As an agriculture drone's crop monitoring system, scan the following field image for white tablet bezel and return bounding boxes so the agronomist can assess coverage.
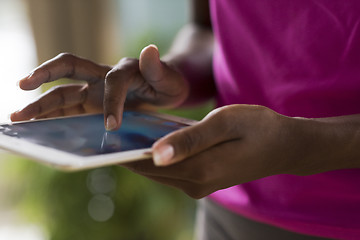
[0,111,198,171]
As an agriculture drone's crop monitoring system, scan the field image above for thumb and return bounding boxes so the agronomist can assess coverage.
[151,112,231,166]
[139,44,186,101]
[139,44,165,86]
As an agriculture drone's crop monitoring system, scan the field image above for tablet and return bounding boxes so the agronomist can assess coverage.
[0,111,197,171]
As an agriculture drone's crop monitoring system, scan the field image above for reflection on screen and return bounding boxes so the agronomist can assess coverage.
[0,111,188,156]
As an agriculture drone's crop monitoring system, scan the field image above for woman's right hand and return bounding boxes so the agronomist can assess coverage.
[11,45,189,130]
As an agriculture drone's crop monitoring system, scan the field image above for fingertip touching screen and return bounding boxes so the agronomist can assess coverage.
[0,111,188,157]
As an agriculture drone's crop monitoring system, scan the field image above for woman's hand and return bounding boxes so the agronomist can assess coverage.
[11,53,111,120]
[121,104,299,198]
[11,45,189,130]
[127,104,360,199]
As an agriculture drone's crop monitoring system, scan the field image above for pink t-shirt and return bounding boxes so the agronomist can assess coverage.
[209,0,360,239]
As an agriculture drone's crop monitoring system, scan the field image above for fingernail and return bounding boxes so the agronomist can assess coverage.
[106,115,117,131]
[17,74,31,87]
[9,111,19,121]
[141,44,158,56]
[153,144,174,166]
[148,44,158,50]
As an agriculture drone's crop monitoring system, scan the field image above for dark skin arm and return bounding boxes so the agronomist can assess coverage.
[11,0,360,199]
[125,104,360,199]
[163,0,215,105]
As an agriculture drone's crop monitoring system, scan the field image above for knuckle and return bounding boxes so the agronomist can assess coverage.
[206,107,231,125]
[247,104,268,115]
[206,107,233,137]
[105,58,139,85]
[260,105,274,117]
[79,86,88,103]
[218,105,235,120]
[56,52,76,77]
[56,52,75,61]
[104,70,119,84]
[55,88,66,107]
[118,58,139,74]
[29,101,42,115]
[49,86,65,102]
[177,130,198,156]
[119,57,139,68]
[104,71,126,89]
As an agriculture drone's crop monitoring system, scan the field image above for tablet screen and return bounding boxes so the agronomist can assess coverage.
[0,112,188,156]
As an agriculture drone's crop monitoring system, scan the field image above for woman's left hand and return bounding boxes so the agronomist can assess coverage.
[122,104,303,199]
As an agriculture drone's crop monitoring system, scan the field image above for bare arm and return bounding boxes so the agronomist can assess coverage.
[282,114,360,175]
[123,105,360,198]
[163,0,216,106]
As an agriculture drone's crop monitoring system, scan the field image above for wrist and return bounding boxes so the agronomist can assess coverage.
[283,115,360,176]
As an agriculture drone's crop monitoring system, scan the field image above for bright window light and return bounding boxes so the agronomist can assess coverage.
[0,1,45,240]
[0,0,39,122]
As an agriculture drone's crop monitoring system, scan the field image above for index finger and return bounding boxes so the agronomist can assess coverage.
[152,110,233,166]
[19,53,111,90]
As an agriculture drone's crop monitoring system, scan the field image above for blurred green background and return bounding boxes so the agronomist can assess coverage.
[0,0,214,239]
